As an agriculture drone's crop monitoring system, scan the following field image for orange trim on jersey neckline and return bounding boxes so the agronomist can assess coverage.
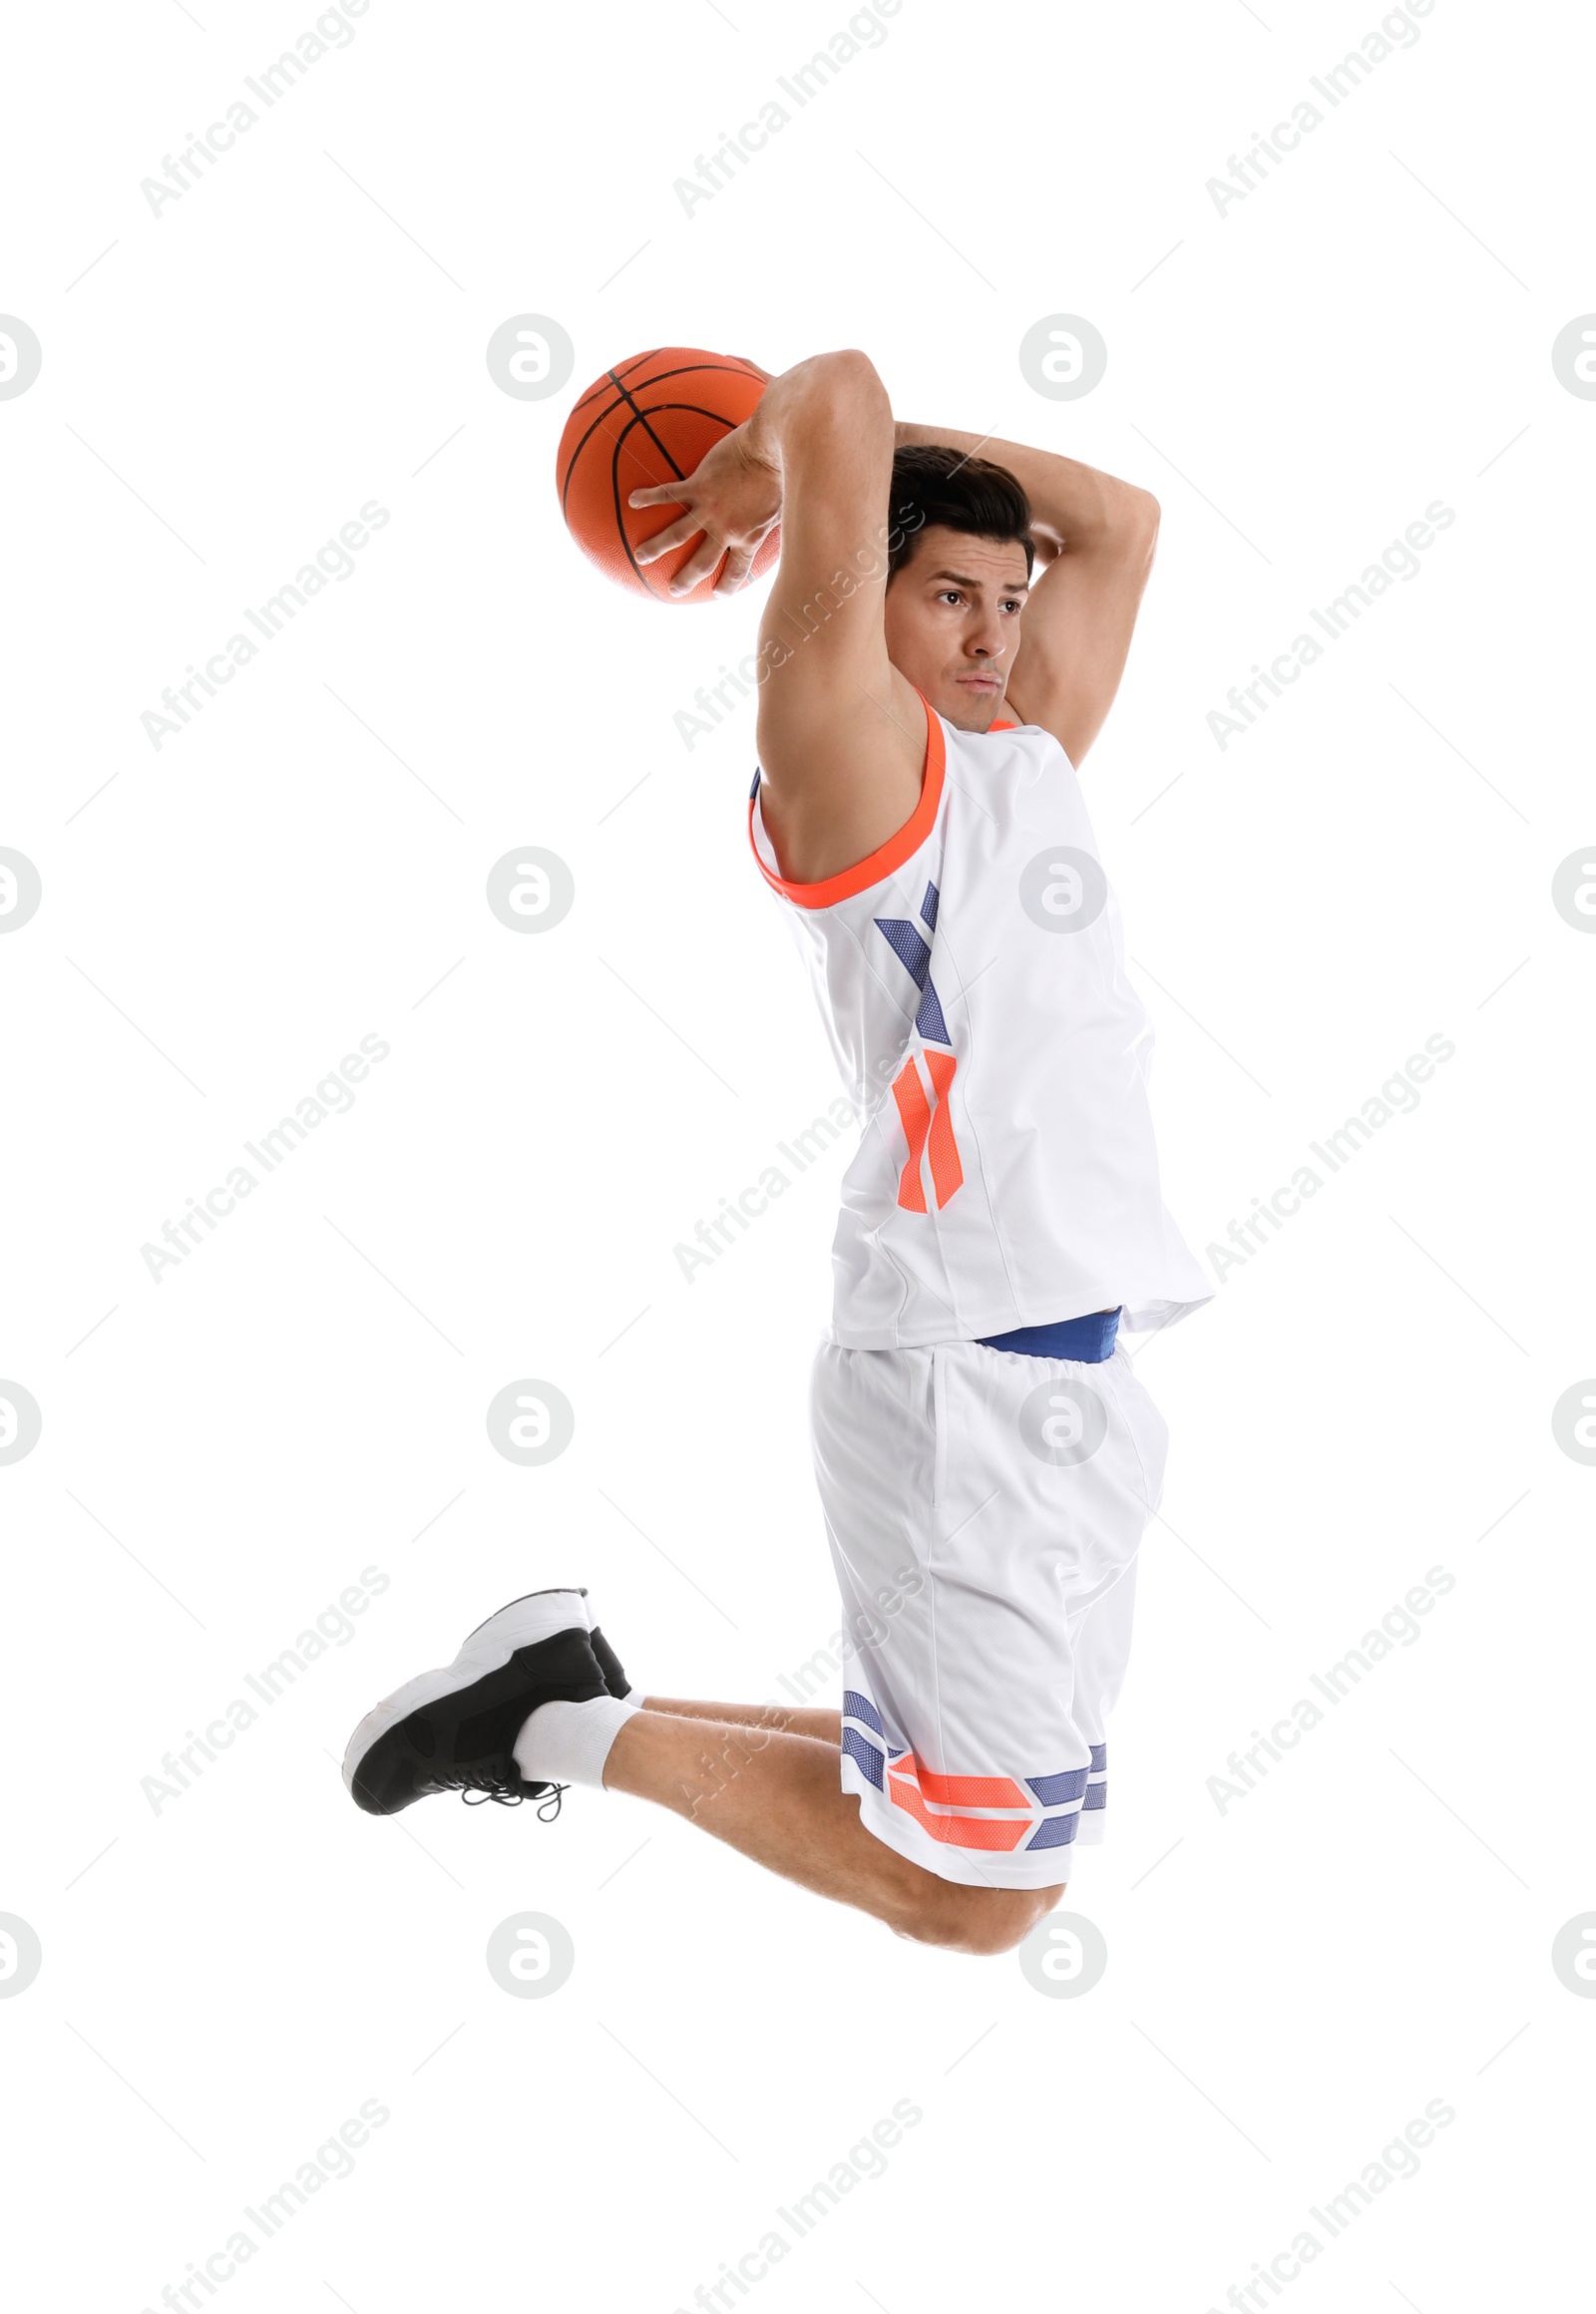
[747,689,946,911]
[989,718,1017,731]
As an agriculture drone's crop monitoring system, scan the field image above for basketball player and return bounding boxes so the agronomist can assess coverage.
[343,350,1212,1957]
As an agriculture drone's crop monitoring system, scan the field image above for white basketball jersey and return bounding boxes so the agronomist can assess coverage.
[748,693,1214,1350]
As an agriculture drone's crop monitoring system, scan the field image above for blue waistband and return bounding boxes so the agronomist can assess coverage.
[975,1309,1121,1362]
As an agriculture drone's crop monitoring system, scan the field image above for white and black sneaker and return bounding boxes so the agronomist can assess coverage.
[343,1588,615,1817]
[588,1618,632,1703]
[510,1583,635,1703]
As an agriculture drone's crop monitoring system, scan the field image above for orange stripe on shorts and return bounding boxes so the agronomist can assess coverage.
[887,1757,1032,1850]
[911,1763,1030,1810]
[888,1772,1030,1851]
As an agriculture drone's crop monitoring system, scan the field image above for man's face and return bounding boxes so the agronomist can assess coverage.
[882,524,1030,732]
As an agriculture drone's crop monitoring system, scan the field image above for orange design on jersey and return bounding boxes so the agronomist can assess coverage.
[923,1049,963,1206]
[889,1060,933,1213]
[888,1050,963,1213]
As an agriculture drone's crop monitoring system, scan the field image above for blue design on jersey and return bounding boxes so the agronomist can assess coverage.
[873,915,931,990]
[915,981,950,1046]
[874,906,952,1051]
[842,1728,885,1790]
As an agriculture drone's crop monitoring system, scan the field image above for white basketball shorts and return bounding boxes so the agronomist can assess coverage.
[809,1334,1170,1889]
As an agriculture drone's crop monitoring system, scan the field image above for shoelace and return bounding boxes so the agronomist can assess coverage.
[454,1773,568,1821]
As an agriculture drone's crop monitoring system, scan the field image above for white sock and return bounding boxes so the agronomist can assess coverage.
[514,1695,640,1790]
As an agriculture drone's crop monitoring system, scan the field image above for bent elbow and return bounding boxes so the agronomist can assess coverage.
[1129,486,1161,545]
[827,345,883,383]
[812,346,890,417]
[1113,487,1159,572]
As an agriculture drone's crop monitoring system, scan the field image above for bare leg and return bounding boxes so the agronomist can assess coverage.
[632,1695,841,1745]
[601,1708,1061,1955]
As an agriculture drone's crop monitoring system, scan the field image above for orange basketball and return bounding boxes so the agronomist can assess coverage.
[556,347,781,603]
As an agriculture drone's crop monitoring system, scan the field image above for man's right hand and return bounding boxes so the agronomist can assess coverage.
[629,426,782,598]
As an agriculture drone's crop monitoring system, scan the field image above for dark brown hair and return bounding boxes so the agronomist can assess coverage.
[886,444,1033,581]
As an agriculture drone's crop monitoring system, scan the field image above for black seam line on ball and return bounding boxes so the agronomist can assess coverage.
[610,410,670,596]
[559,354,665,495]
[607,367,686,482]
[604,357,758,426]
[607,401,755,597]
[560,360,756,518]
[570,347,661,418]
[562,366,686,521]
[561,385,635,517]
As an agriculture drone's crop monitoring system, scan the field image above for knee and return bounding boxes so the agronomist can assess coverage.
[895,1880,1064,1958]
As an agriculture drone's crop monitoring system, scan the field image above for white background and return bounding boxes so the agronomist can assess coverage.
[3,0,1593,2307]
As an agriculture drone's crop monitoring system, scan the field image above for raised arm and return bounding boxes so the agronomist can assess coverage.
[892,421,1159,767]
[630,351,926,885]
